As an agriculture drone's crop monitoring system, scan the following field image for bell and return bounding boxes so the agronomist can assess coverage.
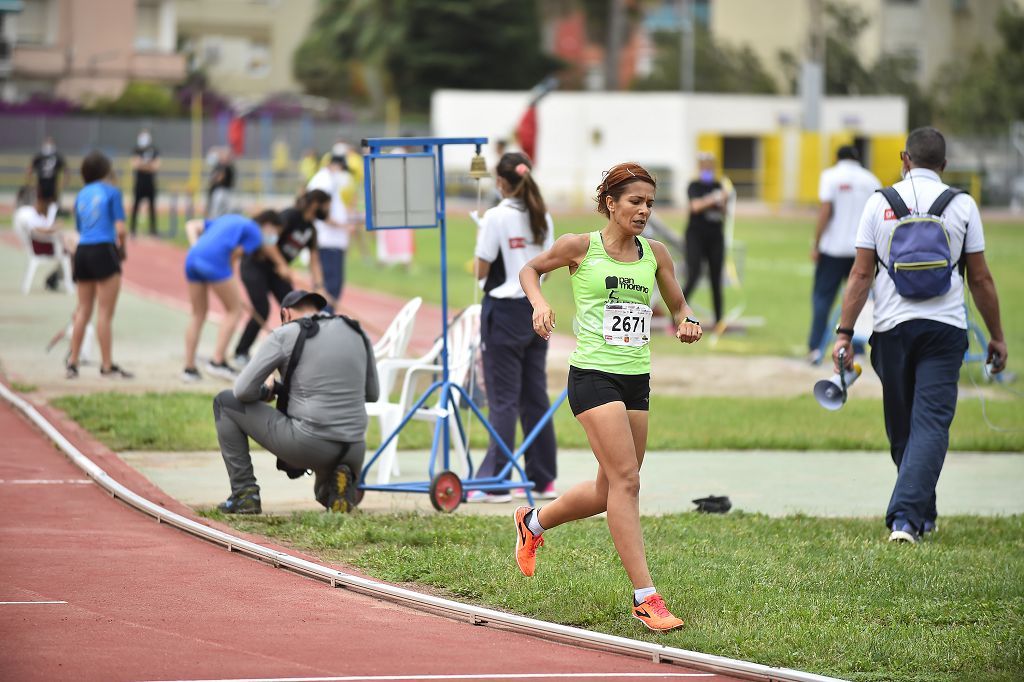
[468,153,488,179]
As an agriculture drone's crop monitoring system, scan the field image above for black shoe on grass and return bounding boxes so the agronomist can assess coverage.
[217,486,261,514]
[323,464,359,513]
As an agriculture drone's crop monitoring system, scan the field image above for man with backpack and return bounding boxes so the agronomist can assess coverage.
[213,290,378,514]
[832,127,1007,544]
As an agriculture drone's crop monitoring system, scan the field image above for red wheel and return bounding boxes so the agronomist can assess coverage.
[429,471,463,513]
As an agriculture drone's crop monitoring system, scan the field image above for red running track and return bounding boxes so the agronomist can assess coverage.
[0,400,739,682]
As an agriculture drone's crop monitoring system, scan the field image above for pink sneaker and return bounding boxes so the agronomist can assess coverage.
[513,482,558,500]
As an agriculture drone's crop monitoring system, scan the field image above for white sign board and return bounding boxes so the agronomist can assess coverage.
[369,154,438,229]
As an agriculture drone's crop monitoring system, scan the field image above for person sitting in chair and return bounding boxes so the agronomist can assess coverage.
[213,290,378,514]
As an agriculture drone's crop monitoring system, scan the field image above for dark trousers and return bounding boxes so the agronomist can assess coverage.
[682,224,724,323]
[131,182,157,236]
[477,296,557,491]
[319,247,345,313]
[213,390,365,497]
[235,259,294,357]
[870,320,968,532]
[808,254,855,351]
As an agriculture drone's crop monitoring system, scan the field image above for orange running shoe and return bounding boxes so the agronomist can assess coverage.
[632,593,685,631]
[513,506,544,577]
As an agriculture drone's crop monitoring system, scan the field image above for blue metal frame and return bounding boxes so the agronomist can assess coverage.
[358,136,568,508]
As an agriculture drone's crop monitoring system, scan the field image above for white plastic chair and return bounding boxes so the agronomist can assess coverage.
[13,205,74,295]
[372,296,423,397]
[367,305,481,484]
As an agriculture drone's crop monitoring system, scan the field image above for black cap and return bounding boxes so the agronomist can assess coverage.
[280,289,328,311]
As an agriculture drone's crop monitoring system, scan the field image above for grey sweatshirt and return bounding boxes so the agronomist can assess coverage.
[234,315,379,442]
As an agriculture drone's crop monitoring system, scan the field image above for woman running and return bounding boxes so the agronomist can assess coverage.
[469,151,558,502]
[183,210,286,381]
[67,151,132,379]
[517,162,702,631]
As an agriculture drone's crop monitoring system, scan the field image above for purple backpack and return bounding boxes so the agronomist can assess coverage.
[876,187,965,300]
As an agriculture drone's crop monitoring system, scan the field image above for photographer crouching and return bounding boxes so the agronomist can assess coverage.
[213,289,378,514]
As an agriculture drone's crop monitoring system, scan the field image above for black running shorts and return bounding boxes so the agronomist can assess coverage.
[73,243,121,282]
[567,366,651,416]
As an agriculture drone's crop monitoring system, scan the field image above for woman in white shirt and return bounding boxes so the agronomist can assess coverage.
[470,152,558,502]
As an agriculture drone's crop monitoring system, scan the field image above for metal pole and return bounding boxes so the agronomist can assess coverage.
[436,143,451,470]
[679,0,695,92]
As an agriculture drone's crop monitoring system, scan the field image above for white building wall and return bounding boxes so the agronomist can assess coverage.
[432,90,905,207]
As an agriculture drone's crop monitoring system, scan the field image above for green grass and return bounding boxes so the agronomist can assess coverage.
[203,509,1024,682]
[9,381,38,393]
[51,390,1024,452]
[347,214,1024,359]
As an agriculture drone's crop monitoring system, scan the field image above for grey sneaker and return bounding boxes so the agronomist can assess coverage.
[233,353,251,367]
[181,367,202,383]
[205,360,238,381]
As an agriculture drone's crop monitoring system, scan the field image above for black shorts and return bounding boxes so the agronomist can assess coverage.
[567,366,651,416]
[73,243,121,282]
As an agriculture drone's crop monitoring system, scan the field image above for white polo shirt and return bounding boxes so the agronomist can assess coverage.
[855,168,985,333]
[307,167,350,250]
[474,198,554,299]
[818,159,881,257]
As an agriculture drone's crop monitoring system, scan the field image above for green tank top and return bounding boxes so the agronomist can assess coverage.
[568,231,658,375]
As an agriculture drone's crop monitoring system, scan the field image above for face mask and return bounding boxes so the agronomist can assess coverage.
[699,170,714,183]
[262,230,278,246]
[138,134,151,147]
[315,206,329,221]
[41,143,55,155]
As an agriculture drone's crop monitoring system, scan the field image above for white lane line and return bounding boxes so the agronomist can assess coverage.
[0,601,68,605]
[0,479,93,484]
[145,674,717,682]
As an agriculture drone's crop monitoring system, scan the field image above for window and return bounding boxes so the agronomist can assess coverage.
[246,40,269,78]
[135,0,160,51]
[15,0,51,45]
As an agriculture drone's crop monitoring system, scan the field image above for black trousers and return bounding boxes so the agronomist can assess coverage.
[131,180,157,236]
[870,319,967,532]
[477,296,557,491]
[682,224,725,323]
[235,259,294,358]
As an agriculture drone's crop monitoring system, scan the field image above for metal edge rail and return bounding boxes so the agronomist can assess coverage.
[0,383,847,682]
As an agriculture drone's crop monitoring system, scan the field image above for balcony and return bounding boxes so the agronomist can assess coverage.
[130,51,186,81]
[11,44,64,77]
[12,45,185,83]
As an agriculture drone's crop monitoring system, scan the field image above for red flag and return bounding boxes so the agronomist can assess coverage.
[515,105,537,163]
[228,117,246,156]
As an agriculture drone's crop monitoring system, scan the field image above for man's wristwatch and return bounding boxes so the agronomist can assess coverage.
[684,316,701,326]
[835,326,855,338]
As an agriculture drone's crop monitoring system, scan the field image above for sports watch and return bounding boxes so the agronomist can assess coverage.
[835,325,855,338]
[684,316,701,326]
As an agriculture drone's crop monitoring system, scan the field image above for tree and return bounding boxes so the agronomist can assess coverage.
[632,27,777,94]
[295,0,561,113]
[778,2,932,128]
[88,82,181,117]
[936,6,1023,134]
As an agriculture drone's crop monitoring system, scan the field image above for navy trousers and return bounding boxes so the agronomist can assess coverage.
[477,295,557,492]
[869,319,967,532]
[808,254,855,351]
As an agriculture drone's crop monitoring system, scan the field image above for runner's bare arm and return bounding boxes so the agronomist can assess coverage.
[651,240,701,344]
[520,233,589,339]
[185,219,204,246]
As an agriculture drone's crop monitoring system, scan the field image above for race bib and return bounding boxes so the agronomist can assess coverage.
[602,302,652,347]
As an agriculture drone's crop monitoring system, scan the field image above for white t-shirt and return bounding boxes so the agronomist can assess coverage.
[474,198,555,299]
[307,167,350,250]
[818,159,881,257]
[14,204,57,240]
[855,168,986,333]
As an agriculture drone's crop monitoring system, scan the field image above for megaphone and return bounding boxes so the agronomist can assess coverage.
[814,350,862,411]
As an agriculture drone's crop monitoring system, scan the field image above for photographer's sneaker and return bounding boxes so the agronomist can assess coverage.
[205,360,238,381]
[632,593,685,632]
[888,520,920,544]
[182,367,202,383]
[217,486,261,515]
[323,463,359,513]
[233,353,251,367]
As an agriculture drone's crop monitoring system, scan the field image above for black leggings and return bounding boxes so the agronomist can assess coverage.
[682,225,725,324]
[235,260,294,357]
[131,185,157,236]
